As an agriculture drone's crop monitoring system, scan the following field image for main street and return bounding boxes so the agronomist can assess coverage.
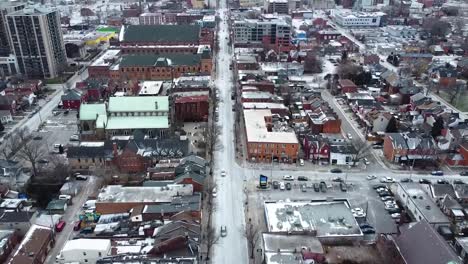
[212,2,249,264]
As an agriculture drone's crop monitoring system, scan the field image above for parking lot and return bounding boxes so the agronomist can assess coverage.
[244,175,398,239]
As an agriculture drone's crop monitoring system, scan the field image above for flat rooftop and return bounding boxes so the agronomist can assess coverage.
[97,185,193,203]
[243,109,298,144]
[264,200,362,237]
[90,49,120,67]
[398,183,450,224]
[139,81,163,96]
[263,233,323,253]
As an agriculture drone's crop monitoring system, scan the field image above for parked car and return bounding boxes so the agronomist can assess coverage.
[55,220,66,232]
[419,178,431,184]
[391,213,401,219]
[279,182,285,190]
[362,158,370,165]
[347,133,353,140]
[212,187,217,197]
[361,227,376,234]
[299,159,304,166]
[330,168,342,173]
[454,180,465,184]
[220,226,227,237]
[59,194,71,201]
[301,184,307,192]
[38,159,49,164]
[373,184,387,189]
[381,196,394,201]
[70,134,79,141]
[63,110,69,115]
[437,179,449,184]
[273,181,279,189]
[351,207,365,217]
[431,170,444,176]
[73,220,82,231]
[221,169,226,177]
[320,181,327,192]
[372,145,383,149]
[33,136,42,140]
[75,175,88,181]
[80,227,94,234]
[379,191,392,197]
[460,171,468,176]
[340,182,347,192]
[298,176,308,181]
[283,175,294,181]
[313,183,320,192]
[366,175,377,180]
[400,178,413,183]
[285,182,292,190]
[332,177,343,182]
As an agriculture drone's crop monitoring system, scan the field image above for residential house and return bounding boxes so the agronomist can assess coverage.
[61,89,84,110]
[76,79,110,102]
[364,110,393,133]
[446,141,468,167]
[434,66,458,89]
[302,135,331,162]
[6,225,53,264]
[439,194,468,236]
[66,142,113,172]
[140,194,201,221]
[0,230,19,263]
[0,211,32,236]
[148,219,200,257]
[307,111,341,134]
[383,132,438,164]
[337,79,358,93]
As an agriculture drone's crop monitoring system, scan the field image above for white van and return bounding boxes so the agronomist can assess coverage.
[299,159,304,166]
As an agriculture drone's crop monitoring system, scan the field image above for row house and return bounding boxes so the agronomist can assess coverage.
[6,225,53,264]
[302,135,331,162]
[383,132,438,164]
[307,110,341,134]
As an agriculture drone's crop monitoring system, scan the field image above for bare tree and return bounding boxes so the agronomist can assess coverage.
[204,124,222,162]
[47,155,71,182]
[7,128,45,177]
[303,52,322,74]
[205,226,220,260]
[244,219,260,259]
[351,139,372,167]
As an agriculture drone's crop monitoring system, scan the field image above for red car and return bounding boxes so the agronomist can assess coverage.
[55,220,66,232]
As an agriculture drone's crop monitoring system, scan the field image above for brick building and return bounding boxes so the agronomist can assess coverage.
[174,95,209,122]
[95,184,193,214]
[7,225,53,264]
[118,25,201,46]
[244,109,299,163]
[337,79,358,93]
[61,89,84,110]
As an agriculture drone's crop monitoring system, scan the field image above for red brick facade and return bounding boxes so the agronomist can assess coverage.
[174,95,209,122]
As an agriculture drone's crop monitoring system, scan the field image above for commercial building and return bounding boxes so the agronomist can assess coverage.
[0,54,19,77]
[243,109,299,163]
[393,182,451,228]
[58,239,111,264]
[95,184,193,214]
[6,5,66,78]
[332,10,385,27]
[264,200,363,242]
[79,96,170,139]
[233,17,292,52]
[264,0,289,14]
[118,25,201,46]
[174,94,209,122]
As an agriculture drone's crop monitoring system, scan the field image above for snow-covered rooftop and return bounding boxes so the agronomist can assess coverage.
[61,239,111,252]
[97,185,193,203]
[90,49,120,67]
[264,200,362,237]
[243,109,298,144]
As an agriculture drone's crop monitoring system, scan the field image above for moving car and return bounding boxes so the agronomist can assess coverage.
[431,170,444,176]
[299,159,304,166]
[220,226,227,237]
[330,168,342,173]
[212,187,217,197]
[380,177,396,183]
[297,176,308,181]
[283,175,294,181]
[220,169,226,177]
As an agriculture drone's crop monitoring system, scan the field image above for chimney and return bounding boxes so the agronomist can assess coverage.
[112,142,118,156]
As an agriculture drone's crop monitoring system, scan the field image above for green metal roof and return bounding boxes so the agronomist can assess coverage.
[122,25,200,43]
[119,54,202,67]
[79,104,107,121]
[97,27,119,33]
[108,96,169,112]
[106,116,169,130]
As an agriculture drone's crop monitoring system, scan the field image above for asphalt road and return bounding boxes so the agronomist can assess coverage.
[212,5,249,264]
